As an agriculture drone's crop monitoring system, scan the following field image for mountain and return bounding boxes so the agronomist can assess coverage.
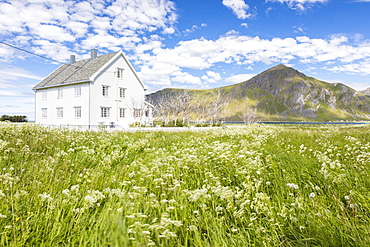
[360,87,370,96]
[147,64,370,121]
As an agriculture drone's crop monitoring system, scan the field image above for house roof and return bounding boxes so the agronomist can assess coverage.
[33,51,120,90]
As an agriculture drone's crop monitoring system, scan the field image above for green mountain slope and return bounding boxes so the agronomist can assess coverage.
[147,64,370,121]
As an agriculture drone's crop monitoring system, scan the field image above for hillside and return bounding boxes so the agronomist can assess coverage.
[360,87,370,96]
[147,64,370,122]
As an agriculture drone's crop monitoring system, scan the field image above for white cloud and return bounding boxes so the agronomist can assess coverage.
[183,24,207,35]
[0,0,178,61]
[201,71,222,83]
[328,60,370,75]
[224,74,256,84]
[222,0,253,19]
[138,62,180,86]
[0,90,20,96]
[0,67,43,81]
[32,24,76,42]
[171,71,202,85]
[267,0,329,11]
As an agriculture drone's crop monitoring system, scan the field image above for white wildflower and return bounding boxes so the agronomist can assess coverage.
[159,229,177,238]
[309,193,316,198]
[62,189,70,196]
[83,190,105,208]
[188,188,208,201]
[188,225,198,231]
[287,183,299,189]
[38,192,53,202]
[70,185,80,192]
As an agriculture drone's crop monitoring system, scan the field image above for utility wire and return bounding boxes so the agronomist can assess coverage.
[0,41,118,74]
[0,41,65,64]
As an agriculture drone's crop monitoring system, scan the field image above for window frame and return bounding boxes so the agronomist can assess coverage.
[42,91,47,101]
[41,108,47,118]
[117,68,124,79]
[74,85,81,97]
[102,85,109,97]
[133,108,142,118]
[57,88,63,99]
[56,107,63,118]
[101,107,111,118]
[74,106,81,118]
[119,108,125,118]
[119,87,126,99]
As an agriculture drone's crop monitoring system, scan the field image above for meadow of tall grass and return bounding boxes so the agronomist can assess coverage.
[0,123,369,246]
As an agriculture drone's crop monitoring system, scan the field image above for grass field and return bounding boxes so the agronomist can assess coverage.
[0,123,369,246]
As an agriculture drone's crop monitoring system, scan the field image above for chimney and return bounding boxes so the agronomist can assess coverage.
[91,49,97,60]
[70,55,76,64]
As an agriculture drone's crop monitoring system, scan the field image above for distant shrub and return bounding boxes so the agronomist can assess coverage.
[0,115,28,122]
[162,119,188,127]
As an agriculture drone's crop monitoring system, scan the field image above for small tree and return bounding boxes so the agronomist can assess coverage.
[126,97,149,127]
[148,90,191,127]
[208,89,230,125]
[239,108,258,124]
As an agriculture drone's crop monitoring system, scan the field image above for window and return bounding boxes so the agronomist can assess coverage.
[145,109,150,117]
[117,68,124,79]
[119,108,125,118]
[74,107,81,118]
[133,108,142,118]
[75,86,81,96]
[57,88,63,99]
[101,107,110,118]
[41,108,47,118]
[102,85,109,97]
[42,91,47,101]
[119,88,126,98]
[57,107,63,118]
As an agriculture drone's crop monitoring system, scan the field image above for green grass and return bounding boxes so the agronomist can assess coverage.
[0,123,369,246]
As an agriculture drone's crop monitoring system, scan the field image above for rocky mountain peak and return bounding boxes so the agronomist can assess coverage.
[360,87,370,96]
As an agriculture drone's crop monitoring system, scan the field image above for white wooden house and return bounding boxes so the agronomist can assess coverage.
[33,49,153,129]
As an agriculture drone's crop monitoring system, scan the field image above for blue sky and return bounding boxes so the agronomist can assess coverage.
[1,0,370,120]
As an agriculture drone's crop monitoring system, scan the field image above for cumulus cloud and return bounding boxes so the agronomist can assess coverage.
[328,60,370,75]
[171,71,202,85]
[222,0,253,19]
[0,0,178,61]
[138,62,180,86]
[201,71,222,83]
[183,23,207,35]
[224,74,256,84]
[267,0,329,11]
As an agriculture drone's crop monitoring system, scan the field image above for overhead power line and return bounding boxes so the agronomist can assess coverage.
[0,41,117,75]
[0,41,65,64]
